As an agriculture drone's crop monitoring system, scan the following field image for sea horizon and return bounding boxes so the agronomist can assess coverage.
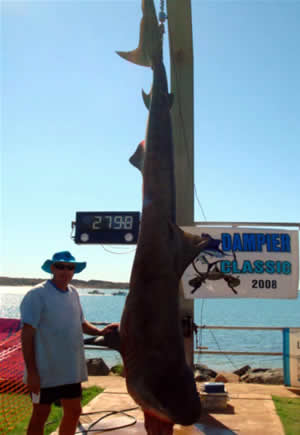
[1,285,300,371]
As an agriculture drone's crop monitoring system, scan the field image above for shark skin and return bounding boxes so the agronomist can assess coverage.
[117,1,212,433]
[120,58,210,433]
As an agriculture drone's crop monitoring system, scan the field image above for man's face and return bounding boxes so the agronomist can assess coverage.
[50,262,75,285]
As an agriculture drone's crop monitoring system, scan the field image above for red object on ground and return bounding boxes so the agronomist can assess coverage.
[0,318,31,433]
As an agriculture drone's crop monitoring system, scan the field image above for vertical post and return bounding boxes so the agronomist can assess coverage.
[167,0,194,366]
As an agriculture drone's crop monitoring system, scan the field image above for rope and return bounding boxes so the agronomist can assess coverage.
[100,245,136,255]
[76,407,139,433]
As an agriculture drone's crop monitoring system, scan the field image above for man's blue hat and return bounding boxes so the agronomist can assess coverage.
[41,251,87,274]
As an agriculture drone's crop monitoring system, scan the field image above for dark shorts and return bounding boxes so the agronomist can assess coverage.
[31,383,82,405]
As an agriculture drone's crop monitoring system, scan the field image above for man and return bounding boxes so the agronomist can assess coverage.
[20,250,119,435]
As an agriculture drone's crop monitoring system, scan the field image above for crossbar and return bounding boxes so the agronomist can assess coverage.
[194,221,300,228]
[195,350,282,356]
[195,325,287,331]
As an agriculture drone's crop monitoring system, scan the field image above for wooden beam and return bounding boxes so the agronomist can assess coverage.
[167,0,194,226]
[167,0,194,366]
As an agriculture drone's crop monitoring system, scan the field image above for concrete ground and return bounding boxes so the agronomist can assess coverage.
[52,376,300,434]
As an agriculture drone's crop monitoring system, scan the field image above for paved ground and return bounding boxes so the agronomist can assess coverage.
[52,376,300,434]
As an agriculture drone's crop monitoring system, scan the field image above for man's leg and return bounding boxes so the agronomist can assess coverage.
[59,397,82,435]
[27,403,51,435]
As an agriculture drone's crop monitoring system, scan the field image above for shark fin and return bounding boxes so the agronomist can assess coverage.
[84,329,121,352]
[116,49,151,67]
[169,223,213,279]
[142,90,174,110]
[129,141,146,173]
[142,89,151,109]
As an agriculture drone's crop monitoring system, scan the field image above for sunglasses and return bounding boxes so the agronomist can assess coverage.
[53,263,75,271]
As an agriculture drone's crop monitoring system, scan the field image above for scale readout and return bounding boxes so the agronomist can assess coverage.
[74,211,140,244]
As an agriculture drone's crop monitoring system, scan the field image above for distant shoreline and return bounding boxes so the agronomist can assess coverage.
[0,276,129,290]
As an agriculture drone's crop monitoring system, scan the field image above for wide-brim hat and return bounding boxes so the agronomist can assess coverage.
[41,251,86,274]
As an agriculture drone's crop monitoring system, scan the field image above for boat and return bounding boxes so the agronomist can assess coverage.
[88,290,105,295]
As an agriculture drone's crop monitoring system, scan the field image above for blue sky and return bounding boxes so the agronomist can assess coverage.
[2,0,300,283]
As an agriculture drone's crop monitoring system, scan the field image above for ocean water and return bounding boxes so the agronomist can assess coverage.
[1,285,299,371]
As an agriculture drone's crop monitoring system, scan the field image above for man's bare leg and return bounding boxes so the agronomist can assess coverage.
[27,403,51,435]
[59,397,82,435]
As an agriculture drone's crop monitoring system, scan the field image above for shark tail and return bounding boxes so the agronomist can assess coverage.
[116,49,152,68]
[116,0,162,68]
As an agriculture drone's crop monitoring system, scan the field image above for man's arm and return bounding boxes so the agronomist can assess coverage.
[21,323,40,393]
[82,321,119,336]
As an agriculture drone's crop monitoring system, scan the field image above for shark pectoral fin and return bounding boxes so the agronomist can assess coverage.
[169,223,212,278]
[142,89,152,109]
[84,336,104,346]
[181,231,213,274]
[84,330,121,352]
[129,141,146,173]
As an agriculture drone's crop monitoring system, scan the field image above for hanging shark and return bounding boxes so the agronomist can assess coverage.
[115,1,214,434]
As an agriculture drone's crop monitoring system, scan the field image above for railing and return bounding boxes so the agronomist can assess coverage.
[85,322,296,359]
[194,325,288,357]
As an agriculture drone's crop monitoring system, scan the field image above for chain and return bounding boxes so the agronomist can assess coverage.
[158,0,167,36]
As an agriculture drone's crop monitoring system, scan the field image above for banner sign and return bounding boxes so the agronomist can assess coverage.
[283,328,300,387]
[182,227,299,299]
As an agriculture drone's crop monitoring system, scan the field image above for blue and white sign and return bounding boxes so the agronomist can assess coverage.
[182,227,299,299]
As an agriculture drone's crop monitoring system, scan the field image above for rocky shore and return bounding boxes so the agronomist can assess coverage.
[86,358,284,385]
[193,363,284,384]
[0,276,129,289]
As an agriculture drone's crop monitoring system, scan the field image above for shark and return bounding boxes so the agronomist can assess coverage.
[115,1,214,433]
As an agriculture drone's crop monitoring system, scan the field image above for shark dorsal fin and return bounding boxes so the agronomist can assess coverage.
[129,141,146,173]
[142,89,174,110]
[142,90,151,109]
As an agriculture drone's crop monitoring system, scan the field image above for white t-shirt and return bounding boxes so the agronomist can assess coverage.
[20,280,88,388]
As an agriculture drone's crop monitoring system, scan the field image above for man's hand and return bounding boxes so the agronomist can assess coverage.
[82,320,120,336]
[98,323,121,351]
[83,322,121,351]
[101,322,120,336]
[27,371,40,394]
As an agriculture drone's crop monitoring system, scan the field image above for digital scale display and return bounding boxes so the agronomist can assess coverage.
[74,211,140,244]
